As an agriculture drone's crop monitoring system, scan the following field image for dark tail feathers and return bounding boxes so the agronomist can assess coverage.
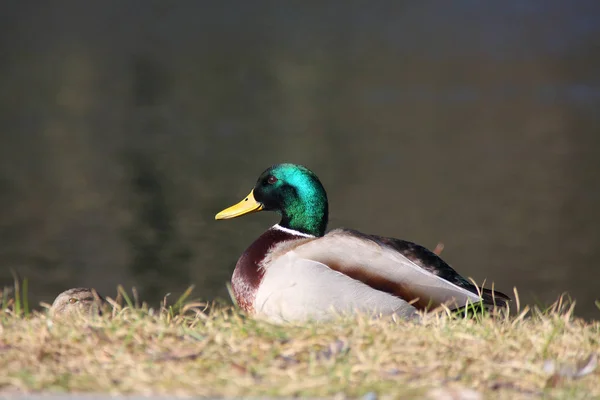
[479,287,511,308]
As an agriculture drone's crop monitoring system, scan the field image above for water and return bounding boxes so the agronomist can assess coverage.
[1,1,599,317]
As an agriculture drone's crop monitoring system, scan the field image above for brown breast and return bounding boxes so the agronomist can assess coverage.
[231,227,311,313]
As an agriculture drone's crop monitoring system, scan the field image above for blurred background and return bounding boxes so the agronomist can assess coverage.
[1,1,599,317]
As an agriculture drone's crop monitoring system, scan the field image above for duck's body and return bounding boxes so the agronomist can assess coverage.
[217,163,509,323]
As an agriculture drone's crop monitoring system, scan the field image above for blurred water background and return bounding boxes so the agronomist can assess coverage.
[1,1,599,317]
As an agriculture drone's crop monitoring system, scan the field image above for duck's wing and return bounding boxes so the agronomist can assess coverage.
[254,253,419,323]
[290,228,510,310]
[348,229,511,308]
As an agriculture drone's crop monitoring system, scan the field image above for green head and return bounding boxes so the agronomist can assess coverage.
[215,163,329,237]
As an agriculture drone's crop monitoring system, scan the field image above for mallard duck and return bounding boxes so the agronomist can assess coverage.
[215,163,510,323]
[50,288,108,318]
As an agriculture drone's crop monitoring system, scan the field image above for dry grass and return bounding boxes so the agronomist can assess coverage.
[0,287,599,400]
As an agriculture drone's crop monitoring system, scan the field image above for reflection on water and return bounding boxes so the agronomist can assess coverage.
[365,85,600,105]
[1,1,599,317]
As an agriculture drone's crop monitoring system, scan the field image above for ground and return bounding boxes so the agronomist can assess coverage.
[0,288,599,399]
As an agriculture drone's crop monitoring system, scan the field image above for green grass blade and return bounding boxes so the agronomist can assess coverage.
[172,285,195,315]
[11,270,21,316]
[22,278,29,317]
[117,285,135,309]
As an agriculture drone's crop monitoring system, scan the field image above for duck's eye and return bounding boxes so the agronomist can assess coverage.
[267,175,278,185]
[68,298,78,304]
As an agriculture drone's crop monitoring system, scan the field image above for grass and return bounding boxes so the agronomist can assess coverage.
[0,285,599,399]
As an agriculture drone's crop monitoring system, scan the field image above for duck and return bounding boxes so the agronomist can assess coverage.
[50,287,109,318]
[215,163,510,323]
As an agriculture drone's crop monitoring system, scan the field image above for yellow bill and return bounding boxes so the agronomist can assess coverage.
[215,189,264,220]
